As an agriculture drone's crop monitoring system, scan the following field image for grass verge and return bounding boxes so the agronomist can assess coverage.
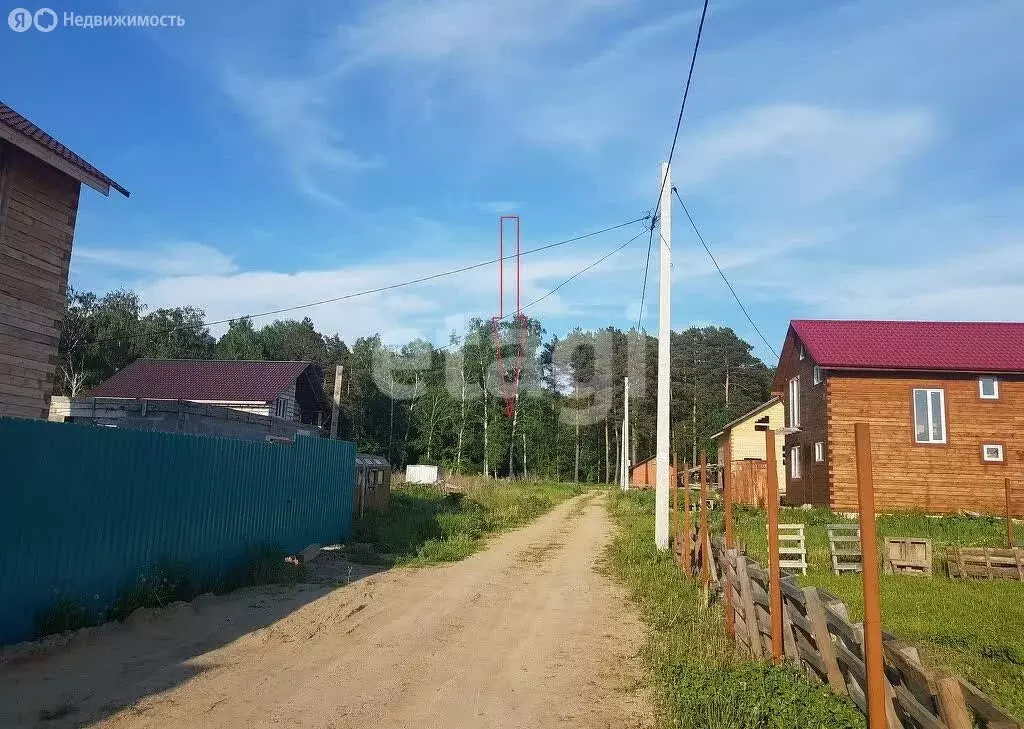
[606,490,864,729]
[345,478,582,566]
[730,505,1024,718]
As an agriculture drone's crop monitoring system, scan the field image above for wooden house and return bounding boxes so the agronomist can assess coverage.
[774,320,1024,514]
[710,398,785,507]
[89,359,330,427]
[0,101,129,419]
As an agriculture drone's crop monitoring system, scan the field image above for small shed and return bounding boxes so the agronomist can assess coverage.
[629,457,679,489]
[354,454,391,516]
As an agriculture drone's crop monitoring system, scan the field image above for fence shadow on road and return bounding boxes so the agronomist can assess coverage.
[0,557,386,728]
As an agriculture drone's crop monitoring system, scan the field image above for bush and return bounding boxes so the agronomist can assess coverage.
[108,563,195,621]
[36,598,92,637]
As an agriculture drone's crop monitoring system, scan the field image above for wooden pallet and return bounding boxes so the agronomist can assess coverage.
[948,547,1024,580]
[884,537,933,577]
[777,523,808,575]
[828,524,862,575]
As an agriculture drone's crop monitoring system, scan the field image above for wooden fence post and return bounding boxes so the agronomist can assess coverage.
[1007,477,1016,548]
[803,587,848,696]
[673,452,680,557]
[936,677,974,729]
[855,423,887,729]
[765,429,783,664]
[682,462,692,573]
[736,556,763,658]
[700,450,710,587]
[723,439,735,638]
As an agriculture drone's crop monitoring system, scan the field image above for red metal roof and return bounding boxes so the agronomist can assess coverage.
[0,101,129,197]
[791,320,1024,373]
[90,359,318,402]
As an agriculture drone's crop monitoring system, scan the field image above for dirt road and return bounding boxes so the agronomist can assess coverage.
[0,492,652,729]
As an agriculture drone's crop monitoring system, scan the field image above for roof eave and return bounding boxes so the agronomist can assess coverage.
[822,365,1024,376]
[0,124,130,198]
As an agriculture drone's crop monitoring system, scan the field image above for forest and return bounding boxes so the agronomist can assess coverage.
[57,287,776,482]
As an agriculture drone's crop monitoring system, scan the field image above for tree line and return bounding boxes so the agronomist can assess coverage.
[58,287,776,481]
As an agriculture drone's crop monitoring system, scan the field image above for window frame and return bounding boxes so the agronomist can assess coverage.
[978,377,999,400]
[788,376,801,428]
[814,441,825,463]
[982,444,1005,463]
[798,344,805,360]
[790,446,801,479]
[912,388,947,445]
[813,365,823,385]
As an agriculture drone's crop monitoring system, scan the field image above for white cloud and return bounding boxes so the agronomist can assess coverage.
[75,240,641,344]
[73,242,237,277]
[674,104,937,202]
[220,71,377,205]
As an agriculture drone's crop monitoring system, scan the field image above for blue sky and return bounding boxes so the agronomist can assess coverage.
[3,0,1023,363]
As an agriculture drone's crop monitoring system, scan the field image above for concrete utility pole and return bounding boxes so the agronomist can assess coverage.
[330,365,344,439]
[655,162,672,550]
[621,377,630,490]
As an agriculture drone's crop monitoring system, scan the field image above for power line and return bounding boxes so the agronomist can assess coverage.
[672,186,779,360]
[636,0,710,328]
[635,225,656,329]
[88,216,649,346]
[441,225,649,352]
[651,0,709,224]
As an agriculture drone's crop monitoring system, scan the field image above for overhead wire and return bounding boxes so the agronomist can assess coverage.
[87,215,650,346]
[636,0,710,329]
[439,224,650,352]
[672,186,779,360]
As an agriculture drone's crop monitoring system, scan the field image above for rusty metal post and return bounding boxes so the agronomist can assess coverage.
[722,439,735,638]
[855,423,886,729]
[672,452,680,556]
[765,429,783,664]
[682,462,692,572]
[699,450,710,586]
[1007,477,1015,548]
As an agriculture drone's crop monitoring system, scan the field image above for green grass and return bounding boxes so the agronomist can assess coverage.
[606,490,864,729]
[345,478,582,566]
[729,505,1024,718]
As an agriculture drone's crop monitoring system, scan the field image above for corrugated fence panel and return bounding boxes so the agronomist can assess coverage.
[0,418,355,644]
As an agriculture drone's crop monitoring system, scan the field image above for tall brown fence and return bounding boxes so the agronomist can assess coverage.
[730,460,767,507]
[717,547,1022,729]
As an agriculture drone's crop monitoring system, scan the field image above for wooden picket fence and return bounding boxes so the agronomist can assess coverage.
[717,547,1023,729]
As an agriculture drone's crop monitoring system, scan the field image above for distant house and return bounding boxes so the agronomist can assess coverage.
[630,457,679,489]
[0,101,129,420]
[773,320,1024,514]
[711,398,785,507]
[89,359,330,426]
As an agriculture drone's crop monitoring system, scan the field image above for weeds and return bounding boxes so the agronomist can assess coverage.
[33,544,310,638]
[606,490,864,729]
[346,478,581,566]
[35,598,91,637]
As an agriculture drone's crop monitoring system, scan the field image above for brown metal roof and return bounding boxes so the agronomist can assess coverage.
[90,359,320,402]
[0,100,129,197]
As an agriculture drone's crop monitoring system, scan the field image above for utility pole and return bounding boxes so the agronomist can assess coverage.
[655,161,672,550]
[330,365,344,439]
[621,377,630,490]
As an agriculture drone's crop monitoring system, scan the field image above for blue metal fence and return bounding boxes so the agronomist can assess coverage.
[0,418,354,644]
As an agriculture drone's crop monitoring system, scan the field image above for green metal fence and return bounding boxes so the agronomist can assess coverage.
[0,418,355,644]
